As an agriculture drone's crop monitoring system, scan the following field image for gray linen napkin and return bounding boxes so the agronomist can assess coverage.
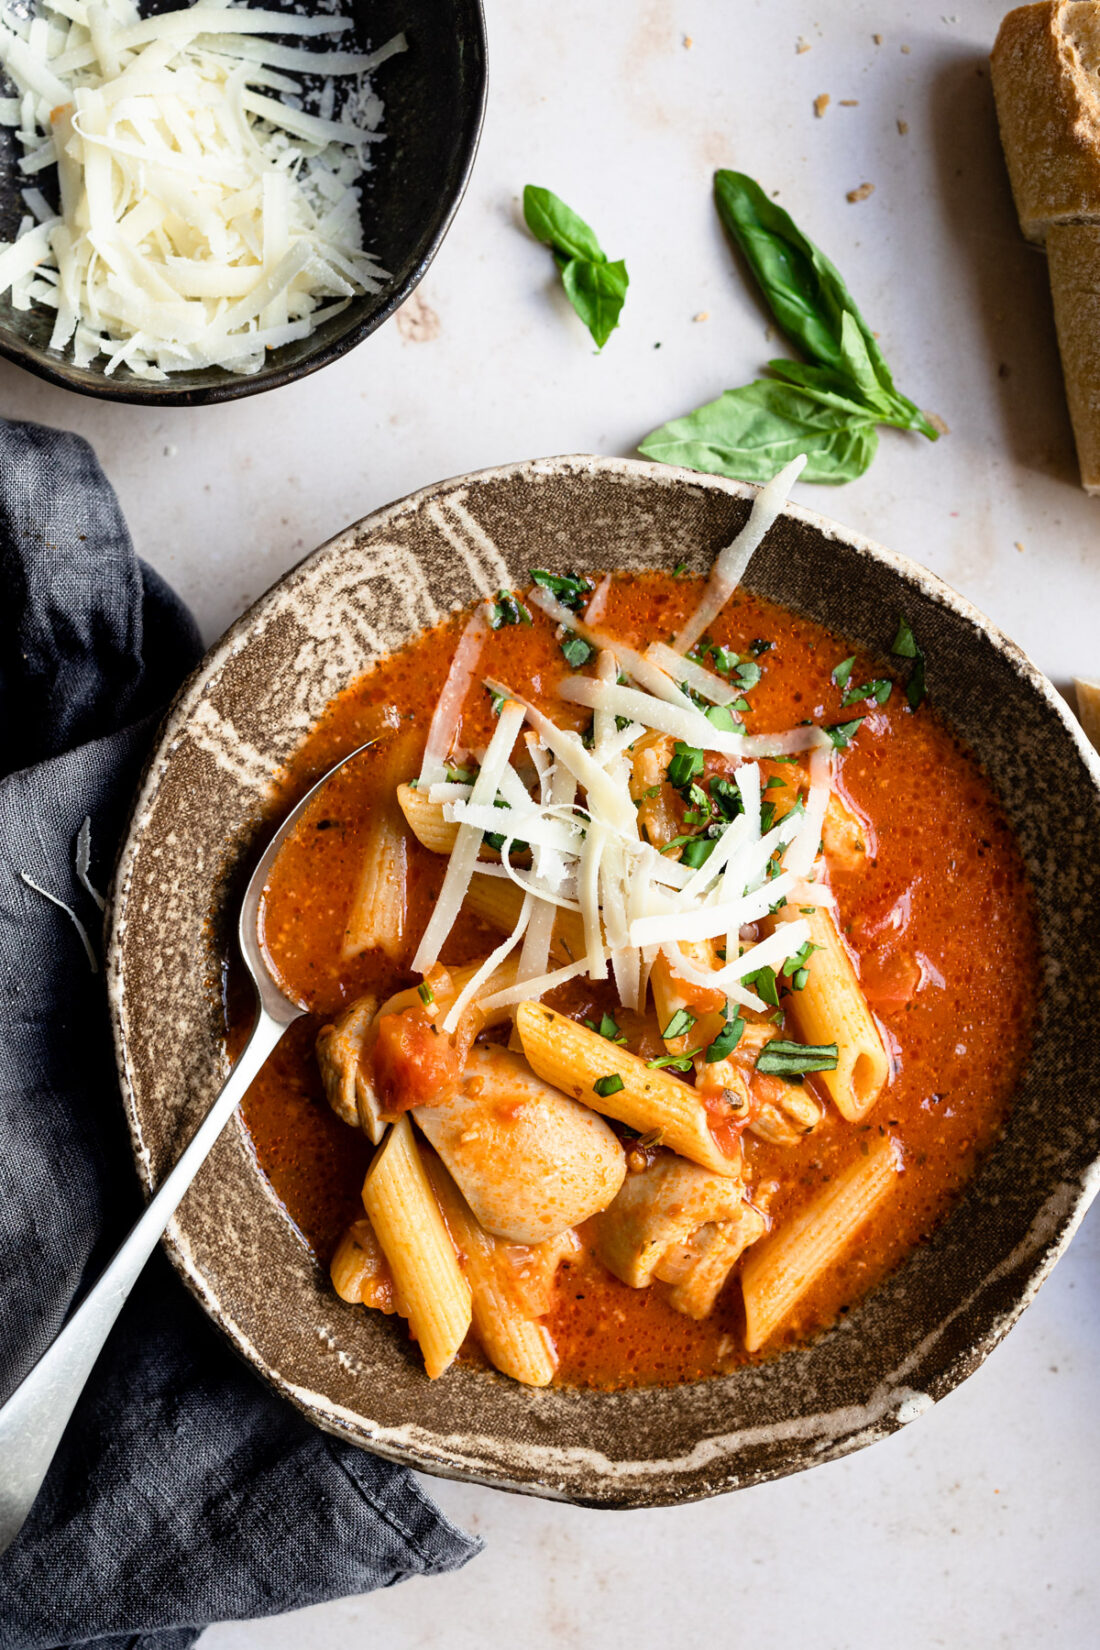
[0,418,480,1650]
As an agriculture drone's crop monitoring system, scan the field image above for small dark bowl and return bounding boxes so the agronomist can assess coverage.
[0,0,486,405]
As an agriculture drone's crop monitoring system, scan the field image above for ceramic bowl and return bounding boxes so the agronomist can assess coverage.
[107,456,1100,1508]
[0,0,486,405]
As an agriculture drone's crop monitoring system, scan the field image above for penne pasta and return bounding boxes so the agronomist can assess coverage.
[463,871,586,964]
[341,803,408,963]
[516,1001,742,1177]
[396,780,458,855]
[741,1133,902,1352]
[423,1151,559,1387]
[778,906,891,1122]
[361,1115,472,1379]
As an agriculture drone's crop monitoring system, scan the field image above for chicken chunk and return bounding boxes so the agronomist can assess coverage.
[595,1153,764,1318]
[315,993,388,1141]
[413,1045,626,1244]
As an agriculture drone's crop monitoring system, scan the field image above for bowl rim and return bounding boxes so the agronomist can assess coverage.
[0,0,488,406]
[106,452,1100,1506]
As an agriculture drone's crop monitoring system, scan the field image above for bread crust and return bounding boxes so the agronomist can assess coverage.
[991,2,1100,242]
[1047,223,1100,491]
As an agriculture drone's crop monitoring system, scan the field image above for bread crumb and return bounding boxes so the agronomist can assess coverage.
[847,182,875,202]
[1015,541,1025,554]
[901,43,911,53]
[839,98,859,106]
[693,311,709,322]
[814,93,831,117]
[873,33,883,44]
[897,118,909,134]
[683,34,693,47]
[796,36,811,53]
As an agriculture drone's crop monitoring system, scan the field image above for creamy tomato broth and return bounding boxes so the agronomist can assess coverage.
[236,568,1039,1390]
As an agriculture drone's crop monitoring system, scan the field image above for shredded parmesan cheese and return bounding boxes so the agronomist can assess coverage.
[0,0,404,376]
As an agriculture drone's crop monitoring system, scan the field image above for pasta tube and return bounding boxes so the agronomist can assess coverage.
[342,804,408,963]
[361,1116,472,1379]
[423,1151,558,1387]
[397,781,457,855]
[779,907,890,1122]
[463,872,586,964]
[516,1001,742,1178]
[741,1132,902,1352]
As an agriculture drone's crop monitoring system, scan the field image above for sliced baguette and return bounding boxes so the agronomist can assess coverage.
[1046,222,1100,490]
[991,2,1100,243]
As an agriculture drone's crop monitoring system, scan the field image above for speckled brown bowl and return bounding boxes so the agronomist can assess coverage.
[107,456,1100,1508]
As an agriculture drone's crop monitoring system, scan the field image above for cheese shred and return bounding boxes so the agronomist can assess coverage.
[0,0,404,377]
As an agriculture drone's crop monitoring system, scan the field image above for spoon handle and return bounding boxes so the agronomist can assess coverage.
[0,1007,288,1556]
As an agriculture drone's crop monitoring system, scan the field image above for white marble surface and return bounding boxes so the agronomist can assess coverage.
[3,0,1098,1642]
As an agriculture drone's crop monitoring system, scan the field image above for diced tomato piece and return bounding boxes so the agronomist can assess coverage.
[372,1008,462,1113]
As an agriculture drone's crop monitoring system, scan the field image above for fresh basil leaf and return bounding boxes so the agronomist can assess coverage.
[523,185,605,263]
[705,703,738,732]
[832,655,856,689]
[705,1013,745,1062]
[661,1008,697,1040]
[733,660,761,691]
[639,378,879,485]
[530,569,592,610]
[561,256,629,350]
[755,1038,839,1075]
[713,170,938,439]
[561,632,593,668]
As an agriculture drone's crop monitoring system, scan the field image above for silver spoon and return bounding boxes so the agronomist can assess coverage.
[0,742,373,1556]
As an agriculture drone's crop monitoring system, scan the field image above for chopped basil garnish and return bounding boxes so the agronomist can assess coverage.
[705,703,739,732]
[647,1048,703,1071]
[672,561,688,576]
[661,1007,697,1040]
[488,687,507,717]
[529,569,592,610]
[583,1011,626,1044]
[417,982,434,1007]
[679,836,718,868]
[705,1011,745,1062]
[890,616,926,710]
[709,775,743,820]
[489,590,532,629]
[750,638,773,655]
[742,964,780,1008]
[756,1039,839,1075]
[832,654,856,689]
[667,742,705,789]
[763,775,787,792]
[560,632,593,668]
[842,677,893,708]
[593,1073,625,1097]
[444,763,476,784]
[824,718,864,749]
[733,660,762,691]
[485,798,530,855]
